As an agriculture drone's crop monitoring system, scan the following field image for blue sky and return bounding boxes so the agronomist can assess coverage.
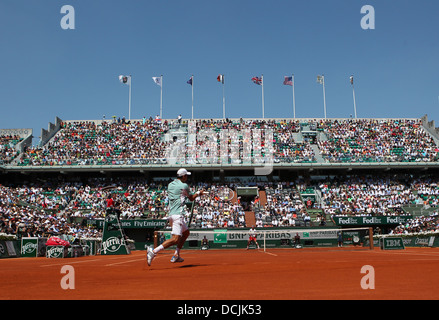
[0,0,438,145]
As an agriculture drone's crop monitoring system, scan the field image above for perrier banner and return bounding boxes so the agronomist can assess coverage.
[101,211,130,255]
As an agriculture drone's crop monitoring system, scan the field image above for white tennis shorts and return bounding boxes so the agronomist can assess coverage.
[168,215,188,236]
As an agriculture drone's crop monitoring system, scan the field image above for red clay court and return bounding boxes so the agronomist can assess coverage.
[1,247,438,300]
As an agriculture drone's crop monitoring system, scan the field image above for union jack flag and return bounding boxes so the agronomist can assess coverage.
[252,76,262,85]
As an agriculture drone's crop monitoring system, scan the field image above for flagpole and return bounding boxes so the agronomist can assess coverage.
[292,74,296,119]
[351,76,357,119]
[222,75,225,119]
[322,74,327,119]
[129,75,132,120]
[261,74,265,119]
[191,75,194,119]
[160,75,163,119]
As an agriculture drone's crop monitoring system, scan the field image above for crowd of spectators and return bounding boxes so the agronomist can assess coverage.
[3,174,439,241]
[4,118,439,167]
[272,121,316,163]
[192,183,247,229]
[0,178,174,239]
[319,176,418,217]
[11,118,320,167]
[390,213,439,234]
[2,118,439,167]
[64,177,168,220]
[3,116,439,245]
[257,182,310,228]
[410,177,439,207]
[18,119,170,166]
[0,183,101,239]
[0,134,23,164]
[317,119,439,163]
[176,119,315,165]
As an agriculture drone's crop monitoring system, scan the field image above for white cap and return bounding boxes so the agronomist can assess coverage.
[177,168,191,177]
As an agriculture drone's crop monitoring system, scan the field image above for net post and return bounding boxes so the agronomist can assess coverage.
[263,231,266,252]
[368,227,374,250]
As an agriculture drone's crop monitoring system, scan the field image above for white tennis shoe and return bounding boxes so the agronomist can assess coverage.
[146,247,156,266]
[170,255,184,263]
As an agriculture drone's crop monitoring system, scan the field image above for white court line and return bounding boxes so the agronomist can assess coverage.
[40,258,104,267]
[373,250,439,258]
[260,250,277,256]
[105,258,146,266]
[105,251,177,266]
[40,252,146,267]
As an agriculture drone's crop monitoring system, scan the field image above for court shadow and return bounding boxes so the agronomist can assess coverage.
[177,264,208,268]
[144,263,209,271]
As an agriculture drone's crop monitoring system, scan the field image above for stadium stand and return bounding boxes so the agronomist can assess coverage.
[11,117,439,167]
[317,119,439,163]
[1,116,439,241]
[0,128,32,165]
[0,135,23,165]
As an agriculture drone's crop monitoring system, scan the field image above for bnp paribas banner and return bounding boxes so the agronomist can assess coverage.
[187,229,339,243]
[101,212,130,255]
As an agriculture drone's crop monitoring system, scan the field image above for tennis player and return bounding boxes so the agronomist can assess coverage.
[147,168,203,266]
[246,226,260,250]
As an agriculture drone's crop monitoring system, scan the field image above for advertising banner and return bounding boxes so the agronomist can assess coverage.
[0,241,18,258]
[46,245,68,258]
[101,212,130,255]
[21,237,46,257]
[380,237,405,250]
[334,216,412,226]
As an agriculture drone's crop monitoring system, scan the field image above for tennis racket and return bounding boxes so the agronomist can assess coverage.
[102,184,118,191]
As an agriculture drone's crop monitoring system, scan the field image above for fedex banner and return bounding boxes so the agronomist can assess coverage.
[334,216,412,226]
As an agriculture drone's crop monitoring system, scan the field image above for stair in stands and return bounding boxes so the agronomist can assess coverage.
[258,190,267,207]
[245,211,256,227]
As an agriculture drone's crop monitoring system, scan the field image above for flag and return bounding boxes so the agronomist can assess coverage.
[119,75,131,85]
[317,75,324,84]
[217,74,224,84]
[283,76,293,86]
[252,76,262,85]
[152,76,162,87]
[187,76,193,85]
[350,75,354,85]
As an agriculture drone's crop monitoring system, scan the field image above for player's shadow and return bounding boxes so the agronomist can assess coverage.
[177,264,208,268]
[145,263,209,271]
